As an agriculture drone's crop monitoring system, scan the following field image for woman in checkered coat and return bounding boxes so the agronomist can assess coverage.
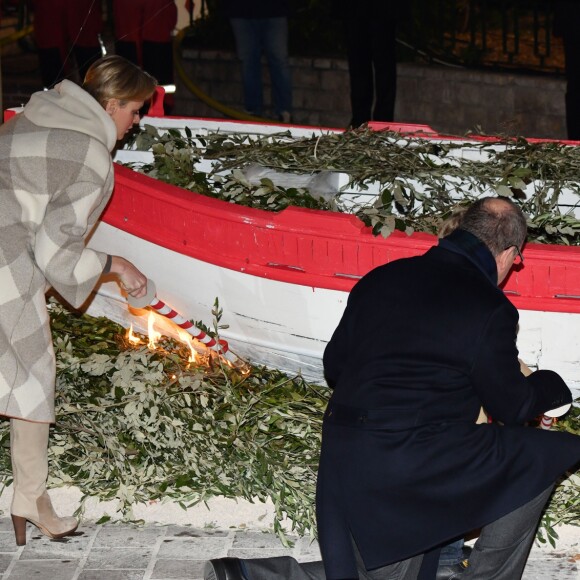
[0,55,156,545]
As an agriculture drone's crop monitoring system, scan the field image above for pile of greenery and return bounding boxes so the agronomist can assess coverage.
[0,301,577,547]
[130,125,580,245]
[0,301,327,544]
[539,405,580,546]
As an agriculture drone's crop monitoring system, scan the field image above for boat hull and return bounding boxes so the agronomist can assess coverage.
[81,115,580,398]
[86,223,580,399]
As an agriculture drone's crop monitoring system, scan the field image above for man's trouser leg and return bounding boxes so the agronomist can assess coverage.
[464,484,554,579]
[236,544,423,580]
[241,557,325,580]
[356,556,423,580]
[354,541,423,580]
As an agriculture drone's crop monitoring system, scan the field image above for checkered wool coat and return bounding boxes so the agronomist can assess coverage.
[0,80,118,422]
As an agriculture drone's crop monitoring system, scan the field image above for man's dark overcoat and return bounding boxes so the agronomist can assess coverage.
[316,230,580,578]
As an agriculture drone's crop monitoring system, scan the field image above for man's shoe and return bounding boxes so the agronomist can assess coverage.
[204,557,247,580]
[436,559,469,580]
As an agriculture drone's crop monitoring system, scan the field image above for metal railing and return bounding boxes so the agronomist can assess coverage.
[0,0,566,76]
[399,0,563,74]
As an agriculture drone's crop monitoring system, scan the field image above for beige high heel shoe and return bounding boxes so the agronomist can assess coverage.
[11,491,78,546]
[10,419,78,546]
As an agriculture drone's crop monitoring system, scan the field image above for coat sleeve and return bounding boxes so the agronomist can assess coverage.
[469,302,572,425]
[323,316,349,389]
[33,174,111,308]
[323,280,364,389]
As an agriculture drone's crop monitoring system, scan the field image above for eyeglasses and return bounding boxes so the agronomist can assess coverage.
[508,245,524,265]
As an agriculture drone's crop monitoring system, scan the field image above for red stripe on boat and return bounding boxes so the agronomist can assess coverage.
[105,156,580,314]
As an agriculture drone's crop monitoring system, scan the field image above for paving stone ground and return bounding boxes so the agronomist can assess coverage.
[0,518,576,579]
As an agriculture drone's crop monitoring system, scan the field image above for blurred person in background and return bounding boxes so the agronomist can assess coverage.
[332,0,406,128]
[222,0,293,123]
[112,0,178,114]
[31,0,103,88]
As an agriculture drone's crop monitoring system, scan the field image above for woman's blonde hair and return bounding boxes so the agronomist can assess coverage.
[438,204,468,238]
[82,55,158,108]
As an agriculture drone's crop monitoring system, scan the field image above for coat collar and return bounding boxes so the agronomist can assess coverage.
[438,229,498,285]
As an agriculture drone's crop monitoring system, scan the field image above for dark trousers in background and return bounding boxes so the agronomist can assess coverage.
[563,35,580,141]
[343,14,398,127]
[229,17,292,119]
[554,1,580,140]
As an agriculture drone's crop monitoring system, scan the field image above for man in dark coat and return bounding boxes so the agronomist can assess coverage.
[317,196,580,579]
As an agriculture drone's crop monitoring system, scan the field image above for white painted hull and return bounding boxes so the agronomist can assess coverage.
[86,223,580,399]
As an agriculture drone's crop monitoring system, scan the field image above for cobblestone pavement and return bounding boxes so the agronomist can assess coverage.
[0,518,577,579]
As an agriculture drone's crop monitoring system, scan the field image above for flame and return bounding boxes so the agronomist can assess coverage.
[126,324,142,345]
[239,362,251,376]
[147,312,162,349]
[226,358,251,375]
[177,329,198,364]
[125,311,249,374]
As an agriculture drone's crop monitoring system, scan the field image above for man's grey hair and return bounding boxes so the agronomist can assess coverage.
[460,197,527,256]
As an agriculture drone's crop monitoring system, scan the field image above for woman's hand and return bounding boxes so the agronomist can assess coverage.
[108,256,148,298]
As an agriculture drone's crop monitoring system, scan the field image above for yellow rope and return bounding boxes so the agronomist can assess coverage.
[0,24,33,49]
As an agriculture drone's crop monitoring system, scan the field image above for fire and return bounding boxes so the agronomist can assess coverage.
[177,328,198,364]
[236,361,252,376]
[224,357,251,375]
[126,324,142,345]
[125,311,248,374]
[147,312,162,349]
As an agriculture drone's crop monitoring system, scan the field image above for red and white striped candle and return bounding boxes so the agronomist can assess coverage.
[127,279,246,368]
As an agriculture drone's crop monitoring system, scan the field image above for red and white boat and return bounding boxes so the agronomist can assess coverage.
[8,101,580,396]
[91,107,580,398]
